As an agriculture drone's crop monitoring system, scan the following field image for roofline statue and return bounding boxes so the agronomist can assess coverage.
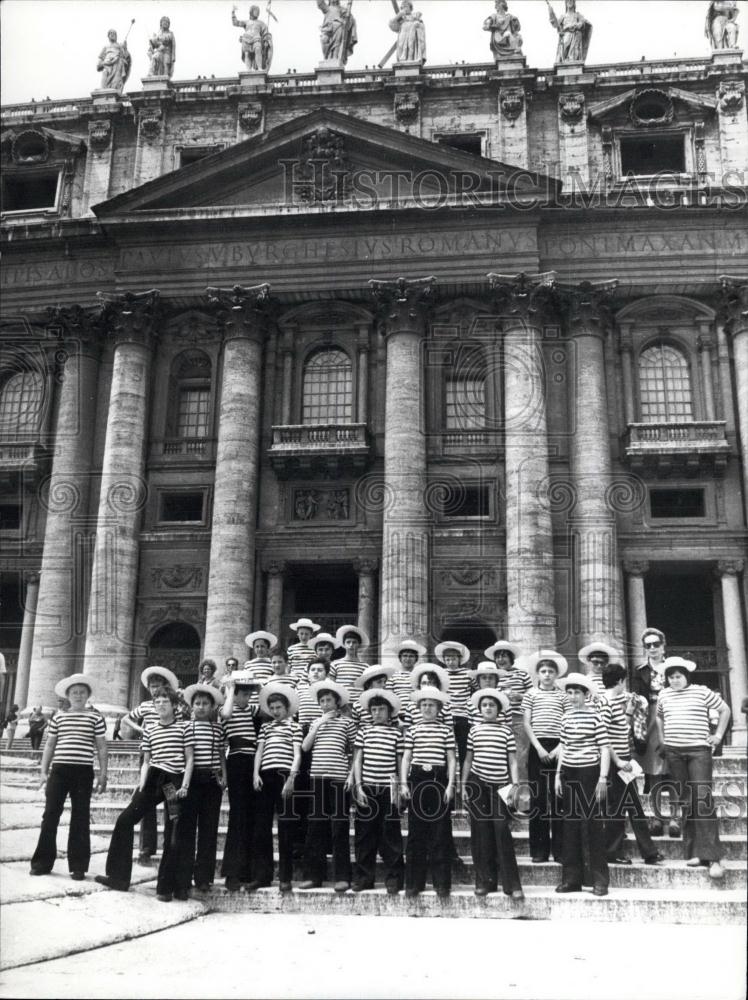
[546,0,592,65]
[706,1,740,50]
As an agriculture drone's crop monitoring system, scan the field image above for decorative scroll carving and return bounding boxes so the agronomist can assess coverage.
[151,565,205,590]
[499,87,524,121]
[238,101,264,132]
[394,91,420,124]
[439,567,498,588]
[138,109,163,141]
[719,79,745,114]
[97,289,161,348]
[559,92,585,124]
[88,119,112,150]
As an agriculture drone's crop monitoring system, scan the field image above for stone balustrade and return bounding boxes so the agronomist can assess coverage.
[625,420,730,475]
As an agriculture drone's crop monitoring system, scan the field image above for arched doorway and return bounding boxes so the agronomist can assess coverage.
[439,623,497,664]
[147,622,201,693]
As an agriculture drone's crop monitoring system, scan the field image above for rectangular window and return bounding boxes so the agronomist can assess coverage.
[176,387,210,439]
[620,136,685,176]
[445,379,485,430]
[650,489,705,519]
[437,133,483,157]
[178,145,222,168]
[159,491,205,523]
[442,484,490,519]
[2,173,59,212]
[0,503,22,531]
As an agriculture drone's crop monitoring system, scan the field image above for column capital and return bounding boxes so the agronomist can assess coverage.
[46,304,104,354]
[206,283,272,343]
[369,276,436,337]
[24,570,41,586]
[97,289,161,349]
[487,271,557,325]
[697,333,716,353]
[717,558,745,576]
[353,557,379,575]
[623,558,650,576]
[263,559,286,576]
[719,276,748,336]
[556,279,618,338]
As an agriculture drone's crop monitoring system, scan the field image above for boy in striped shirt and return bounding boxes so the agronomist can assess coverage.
[401,686,456,899]
[331,625,369,707]
[287,618,321,681]
[388,639,426,706]
[220,669,261,891]
[244,630,277,686]
[180,684,227,892]
[555,673,610,896]
[30,674,107,880]
[270,650,298,690]
[351,688,404,893]
[461,689,523,898]
[435,641,472,768]
[486,641,531,781]
[299,680,356,892]
[353,664,394,729]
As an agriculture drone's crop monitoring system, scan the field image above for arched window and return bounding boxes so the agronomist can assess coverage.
[302,348,353,424]
[639,343,693,422]
[0,371,43,436]
[170,350,212,439]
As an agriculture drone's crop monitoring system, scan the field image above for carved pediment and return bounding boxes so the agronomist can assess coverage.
[588,87,717,126]
[1,126,85,165]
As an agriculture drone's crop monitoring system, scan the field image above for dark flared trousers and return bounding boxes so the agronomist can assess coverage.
[179,770,223,887]
[527,738,563,862]
[31,764,94,874]
[605,765,659,861]
[406,766,451,893]
[664,745,722,862]
[221,753,255,881]
[466,772,522,893]
[560,765,609,890]
[304,776,351,884]
[254,768,297,885]
[353,784,404,889]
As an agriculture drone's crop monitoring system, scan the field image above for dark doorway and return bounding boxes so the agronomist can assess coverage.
[283,564,361,650]
[439,623,496,665]
[147,622,201,691]
[0,572,23,714]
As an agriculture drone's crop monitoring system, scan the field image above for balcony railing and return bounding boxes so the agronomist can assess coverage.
[269,424,370,478]
[154,438,216,462]
[0,440,48,477]
[624,421,730,476]
[438,430,502,455]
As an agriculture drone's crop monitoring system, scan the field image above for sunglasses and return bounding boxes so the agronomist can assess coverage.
[644,640,662,648]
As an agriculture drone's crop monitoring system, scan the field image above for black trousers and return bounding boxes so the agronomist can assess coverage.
[406,766,451,892]
[605,766,659,861]
[137,752,158,857]
[29,729,45,751]
[353,784,404,889]
[453,717,470,770]
[466,773,522,893]
[221,753,255,881]
[31,764,94,874]
[304,776,351,883]
[560,765,609,890]
[254,768,297,885]
[105,767,189,894]
[180,770,223,887]
[528,738,563,862]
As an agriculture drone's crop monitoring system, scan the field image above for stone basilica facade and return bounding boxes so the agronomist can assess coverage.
[1,11,747,740]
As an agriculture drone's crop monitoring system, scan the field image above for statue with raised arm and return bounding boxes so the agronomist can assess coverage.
[483,0,523,59]
[97,29,132,92]
[147,16,176,77]
[232,5,273,70]
[706,1,740,49]
[390,0,426,64]
[317,0,357,65]
[546,0,592,64]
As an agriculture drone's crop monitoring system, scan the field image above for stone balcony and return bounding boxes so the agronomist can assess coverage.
[435,430,502,458]
[0,440,49,481]
[150,437,216,464]
[623,421,730,476]
[269,423,370,479]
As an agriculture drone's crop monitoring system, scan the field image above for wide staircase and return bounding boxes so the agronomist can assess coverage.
[2,740,746,938]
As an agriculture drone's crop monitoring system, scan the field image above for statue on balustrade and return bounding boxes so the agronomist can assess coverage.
[546,0,592,64]
[232,5,273,71]
[317,0,357,65]
[483,1,523,59]
[706,1,740,49]
[96,29,132,92]
[147,16,176,77]
[390,0,426,64]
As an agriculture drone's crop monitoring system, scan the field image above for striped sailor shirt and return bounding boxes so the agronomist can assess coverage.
[468,721,516,785]
[355,724,403,784]
[309,714,356,780]
[142,720,192,774]
[468,700,513,730]
[601,693,632,760]
[221,703,258,757]
[270,673,298,691]
[559,709,608,768]
[297,687,323,731]
[247,658,274,686]
[405,695,454,731]
[388,669,416,704]
[445,669,472,718]
[405,720,455,769]
[656,685,726,748]
[288,642,316,680]
[498,667,533,718]
[190,719,225,771]
[522,687,567,740]
[258,719,302,771]
[331,661,368,706]
[47,710,106,766]
[127,699,160,733]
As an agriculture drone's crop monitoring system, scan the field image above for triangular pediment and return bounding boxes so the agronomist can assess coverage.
[93,108,557,219]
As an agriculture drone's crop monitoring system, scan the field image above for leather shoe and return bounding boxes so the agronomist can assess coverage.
[279,881,293,893]
[29,868,51,876]
[686,857,702,867]
[94,875,129,892]
[334,881,350,893]
[474,887,489,897]
[352,881,373,893]
[70,871,85,881]
[592,886,608,897]
[644,852,664,865]
[156,893,172,902]
[386,885,401,895]
[531,856,549,864]
[555,883,581,893]
[511,889,525,901]
[174,889,190,901]
[298,880,321,890]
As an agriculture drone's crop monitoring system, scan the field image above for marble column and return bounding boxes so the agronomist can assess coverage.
[356,326,370,425]
[717,559,748,745]
[264,561,285,640]
[624,559,649,668]
[618,324,636,426]
[488,273,557,649]
[83,292,160,707]
[370,277,435,662]
[203,284,271,665]
[698,331,716,421]
[355,558,378,661]
[27,310,101,708]
[562,280,623,648]
[15,573,40,710]
[720,278,748,523]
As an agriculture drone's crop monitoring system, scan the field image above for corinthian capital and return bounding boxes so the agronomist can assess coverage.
[717,558,745,577]
[369,276,436,336]
[206,283,272,342]
[487,271,557,323]
[719,276,748,336]
[97,289,161,348]
[47,304,104,353]
[555,279,618,337]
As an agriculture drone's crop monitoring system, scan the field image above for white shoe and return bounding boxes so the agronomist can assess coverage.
[685,857,701,867]
[708,862,724,880]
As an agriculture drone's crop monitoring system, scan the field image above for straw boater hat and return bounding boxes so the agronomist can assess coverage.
[141,665,179,691]
[396,639,427,658]
[310,632,336,651]
[259,681,299,717]
[310,679,350,706]
[484,640,522,661]
[226,669,262,688]
[526,650,569,678]
[355,664,395,689]
[245,630,278,649]
[54,673,94,700]
[470,689,511,714]
[578,642,621,667]
[335,625,369,649]
[469,661,503,681]
[434,640,470,666]
[411,662,451,692]
[412,685,449,706]
[289,618,321,633]
[658,656,697,675]
[183,683,225,707]
[559,672,596,695]
[359,688,401,716]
